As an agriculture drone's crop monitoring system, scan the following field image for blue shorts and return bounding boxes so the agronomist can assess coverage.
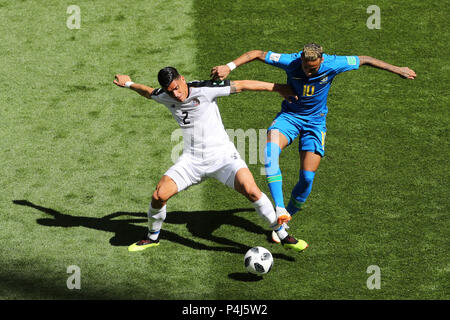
[267,112,327,157]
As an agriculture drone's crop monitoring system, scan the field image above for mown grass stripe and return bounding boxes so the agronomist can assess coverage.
[0,0,202,299]
[193,0,449,299]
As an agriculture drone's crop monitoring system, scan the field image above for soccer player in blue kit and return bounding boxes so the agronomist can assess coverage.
[211,43,416,247]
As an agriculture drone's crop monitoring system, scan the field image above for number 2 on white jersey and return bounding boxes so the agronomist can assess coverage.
[182,111,190,125]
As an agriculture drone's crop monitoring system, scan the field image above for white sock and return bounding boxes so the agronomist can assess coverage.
[148,204,166,240]
[275,225,288,240]
[252,193,278,229]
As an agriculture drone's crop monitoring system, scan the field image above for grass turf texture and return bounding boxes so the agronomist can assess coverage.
[0,0,448,299]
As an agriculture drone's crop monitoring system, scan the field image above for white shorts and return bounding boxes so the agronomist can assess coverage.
[164,148,248,192]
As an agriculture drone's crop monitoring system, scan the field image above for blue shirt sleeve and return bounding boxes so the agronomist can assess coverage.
[329,55,360,74]
[264,51,300,71]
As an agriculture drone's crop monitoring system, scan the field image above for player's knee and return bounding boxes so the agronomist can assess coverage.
[243,184,262,202]
[152,189,168,206]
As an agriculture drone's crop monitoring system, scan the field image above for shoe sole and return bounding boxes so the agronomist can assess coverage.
[271,230,281,244]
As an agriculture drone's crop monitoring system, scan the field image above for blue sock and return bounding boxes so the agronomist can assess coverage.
[286,170,316,215]
[264,142,285,208]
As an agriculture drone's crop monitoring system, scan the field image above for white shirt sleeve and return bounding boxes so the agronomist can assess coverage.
[201,80,231,101]
[150,88,166,103]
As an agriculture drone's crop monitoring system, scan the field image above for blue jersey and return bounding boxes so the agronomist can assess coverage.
[265,51,360,118]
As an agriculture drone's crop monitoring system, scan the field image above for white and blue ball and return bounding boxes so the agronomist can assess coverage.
[244,246,273,275]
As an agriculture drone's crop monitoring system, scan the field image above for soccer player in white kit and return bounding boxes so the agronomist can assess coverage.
[114,67,308,252]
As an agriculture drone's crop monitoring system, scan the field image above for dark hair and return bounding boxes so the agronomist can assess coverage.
[158,66,180,88]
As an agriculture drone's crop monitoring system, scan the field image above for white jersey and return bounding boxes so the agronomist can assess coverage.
[151,80,235,159]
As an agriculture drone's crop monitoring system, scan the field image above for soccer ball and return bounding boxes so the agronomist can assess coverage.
[244,246,273,275]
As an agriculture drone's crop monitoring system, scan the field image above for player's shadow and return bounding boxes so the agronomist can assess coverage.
[12,200,294,262]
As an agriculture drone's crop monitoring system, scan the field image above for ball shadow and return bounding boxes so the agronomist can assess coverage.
[228,272,264,282]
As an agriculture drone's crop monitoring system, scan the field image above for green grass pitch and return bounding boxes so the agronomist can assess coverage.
[0,0,448,300]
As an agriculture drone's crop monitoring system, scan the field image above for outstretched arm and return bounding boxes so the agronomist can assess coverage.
[230,80,297,101]
[358,56,416,79]
[210,50,267,81]
[113,74,155,99]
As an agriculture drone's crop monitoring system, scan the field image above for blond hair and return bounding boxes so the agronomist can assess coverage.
[302,43,323,61]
